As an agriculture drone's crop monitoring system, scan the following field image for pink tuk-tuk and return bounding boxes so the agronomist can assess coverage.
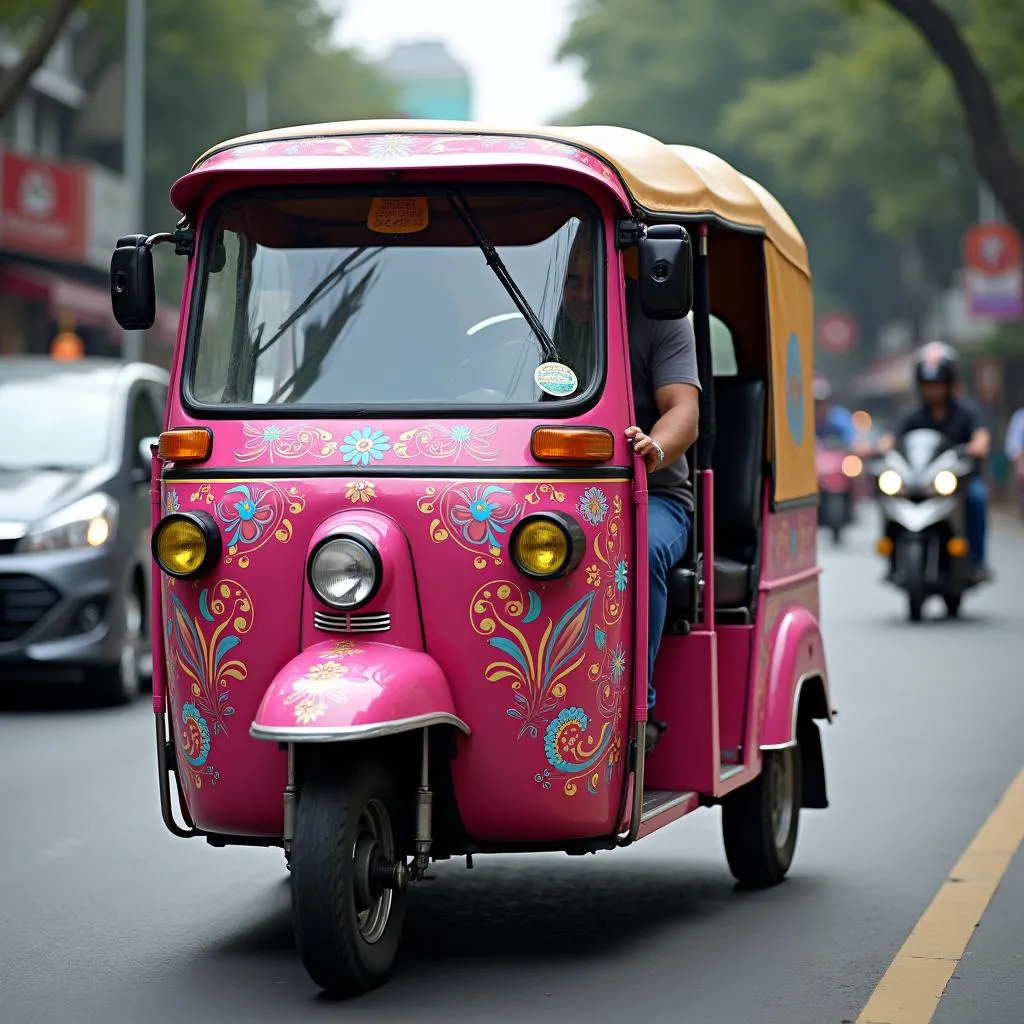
[110,120,834,996]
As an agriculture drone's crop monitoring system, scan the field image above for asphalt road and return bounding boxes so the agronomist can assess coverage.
[2,506,1022,1024]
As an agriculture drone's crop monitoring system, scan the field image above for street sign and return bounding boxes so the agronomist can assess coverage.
[817,312,859,353]
[962,221,1023,321]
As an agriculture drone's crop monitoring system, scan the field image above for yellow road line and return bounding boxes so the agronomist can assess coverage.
[857,767,1024,1024]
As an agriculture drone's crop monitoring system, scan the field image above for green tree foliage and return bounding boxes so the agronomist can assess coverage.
[559,0,907,361]
[560,0,1024,360]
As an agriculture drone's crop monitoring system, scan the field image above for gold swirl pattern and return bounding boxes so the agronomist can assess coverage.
[234,423,338,463]
[393,422,499,463]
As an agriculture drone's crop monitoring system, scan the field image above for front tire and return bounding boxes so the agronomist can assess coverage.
[722,746,801,887]
[291,754,407,997]
[944,594,961,618]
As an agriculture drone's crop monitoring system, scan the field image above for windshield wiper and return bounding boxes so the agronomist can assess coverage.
[446,191,560,363]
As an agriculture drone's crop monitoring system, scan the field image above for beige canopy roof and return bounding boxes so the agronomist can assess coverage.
[194,119,808,274]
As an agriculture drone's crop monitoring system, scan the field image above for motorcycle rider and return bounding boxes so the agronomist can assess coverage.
[814,376,856,446]
[879,342,992,582]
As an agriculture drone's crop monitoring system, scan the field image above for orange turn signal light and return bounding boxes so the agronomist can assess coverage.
[947,537,969,558]
[876,538,893,556]
[157,428,212,462]
[531,426,615,463]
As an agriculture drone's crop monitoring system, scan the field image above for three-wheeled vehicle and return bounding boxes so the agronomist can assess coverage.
[111,120,834,997]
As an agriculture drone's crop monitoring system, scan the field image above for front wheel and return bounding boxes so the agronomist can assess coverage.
[944,594,961,618]
[722,746,801,887]
[291,755,407,997]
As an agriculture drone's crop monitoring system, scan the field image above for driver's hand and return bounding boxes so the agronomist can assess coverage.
[625,426,661,473]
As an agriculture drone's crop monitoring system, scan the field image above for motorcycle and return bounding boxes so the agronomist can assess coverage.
[868,428,979,621]
[816,437,859,544]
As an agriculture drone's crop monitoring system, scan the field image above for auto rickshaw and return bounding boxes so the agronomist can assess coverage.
[110,119,834,997]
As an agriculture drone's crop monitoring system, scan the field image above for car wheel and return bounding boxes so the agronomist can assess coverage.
[87,586,144,706]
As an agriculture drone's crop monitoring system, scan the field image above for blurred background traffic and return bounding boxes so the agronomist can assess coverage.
[1,0,1023,701]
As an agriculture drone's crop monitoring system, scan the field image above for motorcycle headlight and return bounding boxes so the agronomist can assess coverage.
[933,470,958,496]
[17,492,119,553]
[878,470,903,496]
[308,535,380,610]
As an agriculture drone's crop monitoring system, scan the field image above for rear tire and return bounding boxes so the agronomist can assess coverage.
[291,754,407,997]
[722,745,801,887]
[908,593,924,622]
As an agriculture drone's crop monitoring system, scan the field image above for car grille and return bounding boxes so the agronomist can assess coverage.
[313,610,391,634]
[0,574,60,643]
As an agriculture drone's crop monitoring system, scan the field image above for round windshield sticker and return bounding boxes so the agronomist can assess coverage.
[534,362,578,397]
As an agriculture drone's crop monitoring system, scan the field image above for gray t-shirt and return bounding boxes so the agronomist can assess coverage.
[626,287,701,509]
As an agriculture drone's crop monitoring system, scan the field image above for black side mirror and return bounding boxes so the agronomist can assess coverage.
[637,224,693,320]
[111,234,156,330]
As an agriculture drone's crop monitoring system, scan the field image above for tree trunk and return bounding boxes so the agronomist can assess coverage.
[882,0,1024,236]
[0,0,82,125]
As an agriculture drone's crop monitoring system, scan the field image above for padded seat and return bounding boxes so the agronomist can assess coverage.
[664,375,767,625]
[666,557,751,618]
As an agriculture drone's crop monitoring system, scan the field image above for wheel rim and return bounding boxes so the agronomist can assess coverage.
[770,750,795,849]
[118,591,143,699]
[351,798,394,944]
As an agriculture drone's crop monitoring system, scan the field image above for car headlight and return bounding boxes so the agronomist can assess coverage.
[17,492,119,553]
[933,470,958,496]
[509,512,585,579]
[877,470,903,496]
[152,511,222,579]
[309,535,380,609]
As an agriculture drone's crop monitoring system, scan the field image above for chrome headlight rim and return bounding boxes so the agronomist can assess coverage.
[307,533,382,611]
[508,511,586,580]
[151,510,222,580]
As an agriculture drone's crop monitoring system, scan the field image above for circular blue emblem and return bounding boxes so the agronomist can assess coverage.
[785,332,805,445]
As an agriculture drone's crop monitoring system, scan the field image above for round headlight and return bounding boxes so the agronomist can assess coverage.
[309,536,380,609]
[509,512,585,579]
[933,470,958,496]
[878,469,902,496]
[152,512,221,579]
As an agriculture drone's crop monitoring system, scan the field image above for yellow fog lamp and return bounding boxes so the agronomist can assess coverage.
[509,512,585,580]
[878,470,902,496]
[152,511,222,579]
[876,538,893,556]
[933,470,958,496]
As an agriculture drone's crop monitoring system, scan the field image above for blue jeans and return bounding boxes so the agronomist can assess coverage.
[647,494,693,710]
[965,475,988,566]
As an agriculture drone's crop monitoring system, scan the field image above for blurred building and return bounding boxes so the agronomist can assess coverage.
[0,15,173,360]
[381,41,472,120]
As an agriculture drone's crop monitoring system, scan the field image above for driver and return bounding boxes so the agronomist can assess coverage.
[813,376,856,446]
[561,224,700,756]
[879,342,991,582]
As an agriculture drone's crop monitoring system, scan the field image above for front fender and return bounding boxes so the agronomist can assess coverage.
[881,495,957,533]
[249,640,470,743]
[760,606,832,749]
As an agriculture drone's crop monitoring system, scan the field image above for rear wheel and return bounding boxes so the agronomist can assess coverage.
[291,755,407,997]
[722,745,801,887]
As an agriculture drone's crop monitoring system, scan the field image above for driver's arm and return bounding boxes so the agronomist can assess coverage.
[646,383,700,470]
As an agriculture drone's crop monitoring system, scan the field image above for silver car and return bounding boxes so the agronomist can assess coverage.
[0,357,168,704]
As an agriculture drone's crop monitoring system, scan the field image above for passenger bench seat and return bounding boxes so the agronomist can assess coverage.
[665,376,767,622]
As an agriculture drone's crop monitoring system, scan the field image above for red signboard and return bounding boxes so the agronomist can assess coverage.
[0,150,87,261]
[962,221,1023,320]
[817,312,859,353]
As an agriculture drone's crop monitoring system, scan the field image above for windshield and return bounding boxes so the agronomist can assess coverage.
[0,380,115,470]
[189,188,602,409]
